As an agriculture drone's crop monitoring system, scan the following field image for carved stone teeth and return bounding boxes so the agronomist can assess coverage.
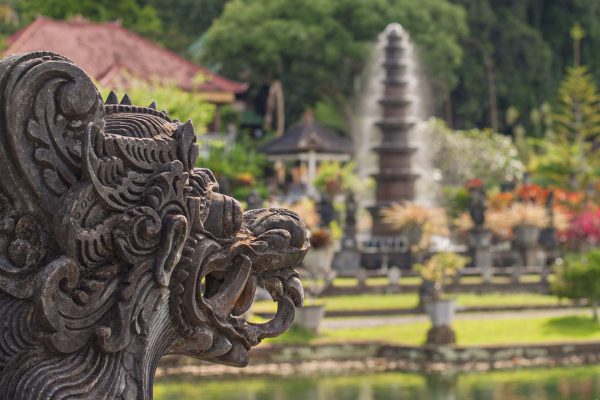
[105,90,118,104]
[285,276,304,307]
[204,256,252,320]
[120,94,132,105]
[231,274,257,316]
[246,294,296,340]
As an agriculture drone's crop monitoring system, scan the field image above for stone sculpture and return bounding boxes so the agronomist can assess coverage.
[0,52,307,400]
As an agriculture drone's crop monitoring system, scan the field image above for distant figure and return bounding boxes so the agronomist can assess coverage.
[317,194,336,227]
[342,190,358,249]
[345,190,357,230]
[467,183,486,228]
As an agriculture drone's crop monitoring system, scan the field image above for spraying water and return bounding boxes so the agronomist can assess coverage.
[350,23,437,207]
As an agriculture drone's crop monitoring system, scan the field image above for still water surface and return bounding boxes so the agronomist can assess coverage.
[155,365,600,400]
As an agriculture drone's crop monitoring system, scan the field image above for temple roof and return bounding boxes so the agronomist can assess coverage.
[4,17,247,103]
[261,115,353,156]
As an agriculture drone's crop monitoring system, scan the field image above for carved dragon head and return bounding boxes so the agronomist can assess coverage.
[0,52,307,400]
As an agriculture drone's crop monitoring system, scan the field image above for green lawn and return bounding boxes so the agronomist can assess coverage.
[251,292,563,314]
[332,274,546,287]
[268,315,600,346]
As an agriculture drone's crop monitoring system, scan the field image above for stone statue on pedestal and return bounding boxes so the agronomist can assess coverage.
[467,184,493,282]
[0,52,306,400]
[332,191,361,274]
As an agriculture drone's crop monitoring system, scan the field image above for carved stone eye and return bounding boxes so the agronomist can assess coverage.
[203,192,243,238]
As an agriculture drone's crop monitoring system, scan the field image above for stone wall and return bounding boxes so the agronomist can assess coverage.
[158,341,600,379]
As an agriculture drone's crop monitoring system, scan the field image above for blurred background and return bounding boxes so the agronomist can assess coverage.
[5,1,600,399]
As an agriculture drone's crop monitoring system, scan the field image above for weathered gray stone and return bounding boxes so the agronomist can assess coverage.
[0,52,307,400]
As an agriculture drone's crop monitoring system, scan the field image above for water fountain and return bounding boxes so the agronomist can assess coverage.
[351,23,434,209]
[369,25,419,235]
[357,23,432,269]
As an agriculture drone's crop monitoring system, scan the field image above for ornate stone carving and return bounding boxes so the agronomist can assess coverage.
[0,52,307,400]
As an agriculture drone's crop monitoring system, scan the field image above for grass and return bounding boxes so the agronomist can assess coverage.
[267,314,600,347]
[333,274,546,287]
[251,292,563,314]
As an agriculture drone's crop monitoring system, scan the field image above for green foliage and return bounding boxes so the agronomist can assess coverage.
[138,0,229,53]
[415,252,469,297]
[553,66,600,142]
[553,249,600,320]
[313,161,357,196]
[200,0,466,121]
[441,186,469,219]
[17,0,162,37]
[313,98,348,134]
[530,66,600,189]
[427,119,524,187]
[0,1,22,46]
[97,82,215,133]
[197,138,268,200]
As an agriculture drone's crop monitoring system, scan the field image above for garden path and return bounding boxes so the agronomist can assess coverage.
[323,308,592,330]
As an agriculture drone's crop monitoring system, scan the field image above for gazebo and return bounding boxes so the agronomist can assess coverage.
[260,112,353,197]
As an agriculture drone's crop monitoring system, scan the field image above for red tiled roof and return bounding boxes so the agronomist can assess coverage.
[5,17,247,102]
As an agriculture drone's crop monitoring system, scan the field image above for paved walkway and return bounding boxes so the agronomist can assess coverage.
[322,307,592,330]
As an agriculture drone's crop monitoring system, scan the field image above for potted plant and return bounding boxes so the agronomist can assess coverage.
[415,252,469,344]
[504,203,549,248]
[380,202,449,251]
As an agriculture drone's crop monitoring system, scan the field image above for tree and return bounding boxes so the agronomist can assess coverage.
[197,137,268,200]
[553,250,600,321]
[450,0,554,131]
[138,0,229,53]
[199,0,467,125]
[426,119,524,188]
[530,26,600,190]
[17,0,162,37]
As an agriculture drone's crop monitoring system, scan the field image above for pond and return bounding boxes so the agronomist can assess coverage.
[155,365,600,400]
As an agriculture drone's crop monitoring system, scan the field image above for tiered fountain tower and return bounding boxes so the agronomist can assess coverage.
[370,25,419,236]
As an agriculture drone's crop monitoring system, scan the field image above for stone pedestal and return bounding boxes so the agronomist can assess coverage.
[469,228,493,283]
[294,304,326,334]
[332,248,361,274]
[357,268,368,288]
[511,266,521,284]
[522,248,541,268]
[514,225,541,267]
[426,325,456,345]
[388,266,401,286]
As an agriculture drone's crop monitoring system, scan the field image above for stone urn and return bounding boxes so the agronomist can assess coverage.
[514,225,541,248]
[425,299,456,327]
[425,299,457,345]
[302,245,336,283]
[294,304,326,334]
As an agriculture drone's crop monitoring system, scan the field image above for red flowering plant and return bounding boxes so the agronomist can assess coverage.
[488,192,514,209]
[516,183,548,204]
[464,178,484,190]
[559,206,600,251]
[553,188,584,210]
